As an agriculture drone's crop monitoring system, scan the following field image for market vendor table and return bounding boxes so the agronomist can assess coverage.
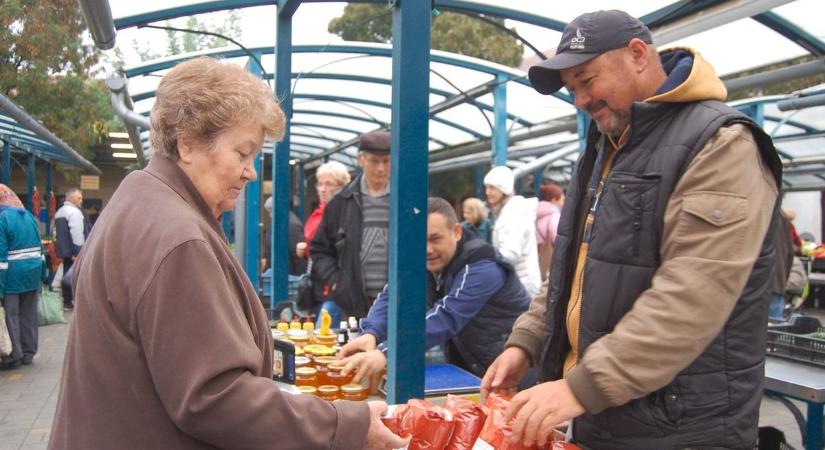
[765,356,825,450]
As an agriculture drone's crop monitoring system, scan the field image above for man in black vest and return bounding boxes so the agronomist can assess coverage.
[337,197,530,380]
[481,10,782,450]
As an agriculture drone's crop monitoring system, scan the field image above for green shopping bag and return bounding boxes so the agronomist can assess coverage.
[38,289,67,326]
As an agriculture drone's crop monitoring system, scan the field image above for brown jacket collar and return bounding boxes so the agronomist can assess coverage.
[144,156,225,239]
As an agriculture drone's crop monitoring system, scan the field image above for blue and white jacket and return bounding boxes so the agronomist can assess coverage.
[0,206,43,296]
[360,236,530,375]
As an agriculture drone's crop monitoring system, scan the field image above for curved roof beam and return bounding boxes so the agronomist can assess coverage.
[752,12,825,56]
[293,108,385,126]
[131,71,535,127]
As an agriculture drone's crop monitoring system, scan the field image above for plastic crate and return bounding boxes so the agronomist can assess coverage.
[766,327,825,368]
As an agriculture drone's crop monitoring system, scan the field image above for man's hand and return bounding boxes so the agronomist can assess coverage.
[363,401,410,450]
[296,242,308,258]
[504,379,585,448]
[340,350,387,384]
[480,346,530,399]
[338,333,378,358]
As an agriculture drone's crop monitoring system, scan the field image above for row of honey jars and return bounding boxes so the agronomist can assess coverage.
[299,384,367,402]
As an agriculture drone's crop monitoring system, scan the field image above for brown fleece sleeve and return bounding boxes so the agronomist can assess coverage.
[568,124,778,414]
[505,277,550,365]
[137,240,370,450]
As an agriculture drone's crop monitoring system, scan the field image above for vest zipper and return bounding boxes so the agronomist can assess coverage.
[632,192,644,256]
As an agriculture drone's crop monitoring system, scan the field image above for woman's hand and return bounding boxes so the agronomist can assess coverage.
[296,242,308,258]
[338,333,378,358]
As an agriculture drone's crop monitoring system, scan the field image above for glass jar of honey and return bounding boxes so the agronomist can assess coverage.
[295,356,311,369]
[317,385,340,401]
[325,362,354,387]
[341,384,368,401]
[298,385,317,396]
[313,332,337,347]
[295,367,318,388]
[313,356,335,385]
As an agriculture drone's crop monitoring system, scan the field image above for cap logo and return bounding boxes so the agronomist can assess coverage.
[570,28,586,50]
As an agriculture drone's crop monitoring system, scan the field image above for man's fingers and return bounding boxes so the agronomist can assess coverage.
[507,397,536,444]
[521,405,549,446]
[385,433,411,449]
[480,366,497,399]
[536,414,559,447]
[504,391,529,423]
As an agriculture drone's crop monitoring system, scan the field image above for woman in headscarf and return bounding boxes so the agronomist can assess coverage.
[0,184,43,370]
[49,57,405,450]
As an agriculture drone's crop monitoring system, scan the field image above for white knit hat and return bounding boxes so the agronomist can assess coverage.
[484,166,515,196]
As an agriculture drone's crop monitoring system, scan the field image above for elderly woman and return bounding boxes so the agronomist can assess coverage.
[49,58,405,450]
[296,161,350,258]
[460,197,491,242]
[0,184,42,371]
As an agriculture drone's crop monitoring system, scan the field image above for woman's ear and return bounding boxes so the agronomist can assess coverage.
[177,134,194,164]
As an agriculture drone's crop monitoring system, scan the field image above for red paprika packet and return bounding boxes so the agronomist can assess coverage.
[444,395,487,450]
[479,393,511,445]
[403,399,455,450]
[380,404,410,437]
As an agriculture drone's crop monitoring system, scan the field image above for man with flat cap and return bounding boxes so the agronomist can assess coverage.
[481,9,782,450]
[311,131,392,319]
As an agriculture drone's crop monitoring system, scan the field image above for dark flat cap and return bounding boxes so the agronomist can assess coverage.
[358,131,391,153]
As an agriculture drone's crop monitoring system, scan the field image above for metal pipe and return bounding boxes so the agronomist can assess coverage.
[106,75,149,167]
[725,59,825,93]
[0,93,101,174]
[777,93,825,111]
[78,0,117,50]
[429,115,578,163]
[512,143,580,179]
[783,155,825,167]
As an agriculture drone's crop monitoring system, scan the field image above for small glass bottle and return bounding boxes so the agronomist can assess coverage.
[302,316,315,332]
[295,367,318,388]
[317,385,340,401]
[290,317,302,330]
[341,383,368,401]
[337,321,349,346]
[276,319,289,332]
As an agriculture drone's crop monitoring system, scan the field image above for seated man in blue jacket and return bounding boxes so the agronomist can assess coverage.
[338,197,531,380]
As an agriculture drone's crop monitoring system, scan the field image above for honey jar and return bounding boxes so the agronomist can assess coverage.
[326,361,354,387]
[317,385,340,401]
[313,356,335,385]
[298,385,317,396]
[313,332,337,347]
[341,384,368,401]
[295,367,318,388]
[295,356,311,369]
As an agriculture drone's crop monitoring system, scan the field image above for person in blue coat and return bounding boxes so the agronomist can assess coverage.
[0,184,43,370]
[337,197,531,379]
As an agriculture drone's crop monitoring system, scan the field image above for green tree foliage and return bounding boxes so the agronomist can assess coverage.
[0,0,114,158]
[328,4,523,67]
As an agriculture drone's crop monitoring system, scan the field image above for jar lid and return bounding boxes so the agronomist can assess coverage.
[303,344,336,356]
[271,330,285,339]
[290,335,310,343]
[318,385,340,393]
[295,356,311,367]
[298,386,317,394]
[295,367,317,375]
[314,356,336,366]
[341,384,365,393]
[327,361,346,372]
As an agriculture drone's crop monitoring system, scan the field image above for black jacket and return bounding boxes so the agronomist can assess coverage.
[309,175,372,318]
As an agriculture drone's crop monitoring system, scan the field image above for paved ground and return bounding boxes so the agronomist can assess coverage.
[0,307,822,450]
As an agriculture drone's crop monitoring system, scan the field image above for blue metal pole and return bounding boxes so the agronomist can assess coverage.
[577,110,591,152]
[244,52,265,287]
[736,103,764,127]
[386,0,430,404]
[807,402,823,450]
[492,73,508,166]
[45,162,52,235]
[534,167,543,196]
[295,164,305,219]
[271,7,293,312]
[475,165,485,199]
[26,153,35,211]
[1,140,9,185]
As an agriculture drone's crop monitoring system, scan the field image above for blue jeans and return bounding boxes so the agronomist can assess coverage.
[769,293,785,321]
[314,300,344,330]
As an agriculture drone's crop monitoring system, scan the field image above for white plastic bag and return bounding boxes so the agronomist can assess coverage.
[0,306,12,358]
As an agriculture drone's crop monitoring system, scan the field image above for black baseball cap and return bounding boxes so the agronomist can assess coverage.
[528,10,653,95]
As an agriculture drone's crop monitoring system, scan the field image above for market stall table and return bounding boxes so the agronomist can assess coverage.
[765,356,825,450]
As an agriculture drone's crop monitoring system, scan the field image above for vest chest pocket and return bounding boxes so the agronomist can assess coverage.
[594,171,661,265]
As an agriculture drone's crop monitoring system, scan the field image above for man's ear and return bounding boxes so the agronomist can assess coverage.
[627,38,651,73]
[454,222,463,240]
